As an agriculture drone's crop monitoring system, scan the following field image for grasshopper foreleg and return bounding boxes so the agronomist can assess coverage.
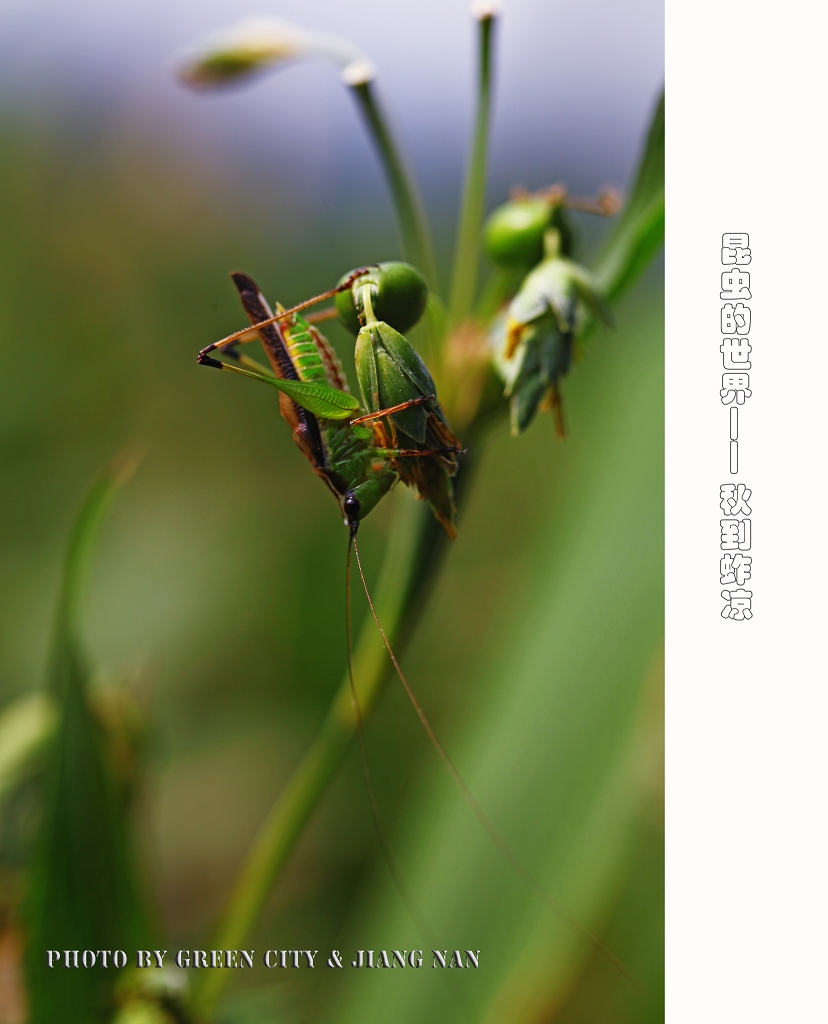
[349,394,435,426]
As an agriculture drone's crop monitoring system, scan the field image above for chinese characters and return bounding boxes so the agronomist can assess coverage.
[719,233,753,620]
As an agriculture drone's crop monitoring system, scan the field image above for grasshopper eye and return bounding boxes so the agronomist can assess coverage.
[335,261,428,335]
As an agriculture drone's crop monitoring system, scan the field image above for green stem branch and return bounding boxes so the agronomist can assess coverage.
[190,69,664,1019]
[347,71,438,289]
[448,9,496,325]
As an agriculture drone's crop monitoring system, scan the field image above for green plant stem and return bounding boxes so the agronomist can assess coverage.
[448,10,496,326]
[348,78,438,289]
[58,450,140,642]
[192,83,664,1018]
[192,493,426,1017]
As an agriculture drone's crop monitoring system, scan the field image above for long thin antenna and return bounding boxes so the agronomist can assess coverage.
[199,266,376,357]
[351,535,641,991]
[346,539,473,1022]
[345,538,438,947]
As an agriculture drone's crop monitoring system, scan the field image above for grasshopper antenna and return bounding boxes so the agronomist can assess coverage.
[346,535,476,1022]
[199,267,376,358]
[351,533,641,992]
[345,536,442,952]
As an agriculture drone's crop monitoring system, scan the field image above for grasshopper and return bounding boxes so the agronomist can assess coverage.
[197,271,633,990]
[197,271,464,537]
[198,268,469,945]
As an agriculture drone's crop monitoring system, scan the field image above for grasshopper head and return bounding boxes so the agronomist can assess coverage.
[342,472,396,535]
[343,491,362,537]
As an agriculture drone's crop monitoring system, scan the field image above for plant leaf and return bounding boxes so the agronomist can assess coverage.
[319,294,664,1024]
[593,90,664,303]
[0,694,56,805]
[24,450,149,1024]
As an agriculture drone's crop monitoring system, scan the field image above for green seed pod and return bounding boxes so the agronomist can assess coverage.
[483,197,550,268]
[335,261,428,336]
[483,196,575,268]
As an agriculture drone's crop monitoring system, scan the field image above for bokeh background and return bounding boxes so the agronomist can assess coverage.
[0,1,663,1020]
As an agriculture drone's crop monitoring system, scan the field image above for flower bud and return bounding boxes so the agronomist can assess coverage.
[176,18,364,90]
[483,191,575,269]
[491,241,611,435]
[335,262,428,336]
[176,19,308,89]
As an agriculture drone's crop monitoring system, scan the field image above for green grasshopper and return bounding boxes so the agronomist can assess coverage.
[197,270,463,538]
[339,264,462,538]
[197,272,635,990]
[197,269,515,869]
[198,269,468,944]
[197,271,477,802]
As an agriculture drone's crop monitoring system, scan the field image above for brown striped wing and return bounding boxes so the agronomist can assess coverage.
[229,272,328,475]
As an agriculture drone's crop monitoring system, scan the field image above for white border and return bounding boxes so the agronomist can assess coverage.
[667,2,828,1019]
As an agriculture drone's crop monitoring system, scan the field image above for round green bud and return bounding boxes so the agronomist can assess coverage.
[484,197,577,267]
[336,261,428,335]
[483,197,551,268]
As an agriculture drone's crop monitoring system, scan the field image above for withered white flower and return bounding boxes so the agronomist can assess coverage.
[177,17,365,90]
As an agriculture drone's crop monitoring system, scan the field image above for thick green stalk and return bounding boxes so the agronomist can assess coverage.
[347,74,438,288]
[190,181,663,1017]
[191,72,665,1020]
[192,493,425,1017]
[448,9,496,325]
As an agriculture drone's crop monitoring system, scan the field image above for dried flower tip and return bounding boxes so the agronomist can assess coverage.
[537,183,567,206]
[341,59,377,88]
[471,0,500,20]
[562,186,623,218]
[177,18,366,90]
[597,187,622,216]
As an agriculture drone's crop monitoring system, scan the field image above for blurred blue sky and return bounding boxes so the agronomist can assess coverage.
[0,0,663,206]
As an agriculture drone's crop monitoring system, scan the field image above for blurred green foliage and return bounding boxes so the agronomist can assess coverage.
[0,82,662,1021]
[24,454,148,1023]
